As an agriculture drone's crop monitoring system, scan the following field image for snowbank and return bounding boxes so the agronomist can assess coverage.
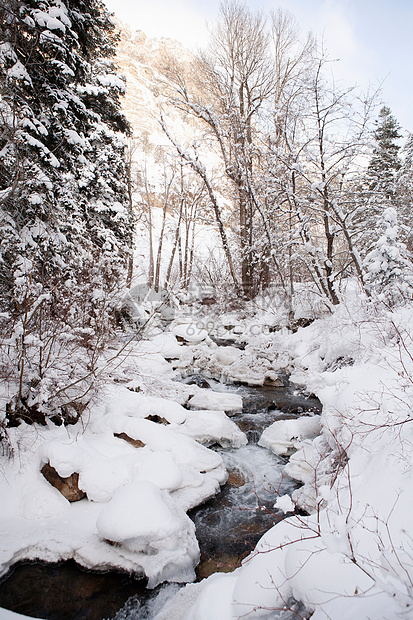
[0,382,246,587]
[0,611,43,620]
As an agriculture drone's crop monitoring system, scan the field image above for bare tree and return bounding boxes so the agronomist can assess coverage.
[265,49,377,306]
[159,2,314,300]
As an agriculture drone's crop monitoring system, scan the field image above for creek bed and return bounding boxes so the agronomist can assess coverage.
[187,377,321,580]
[0,379,321,619]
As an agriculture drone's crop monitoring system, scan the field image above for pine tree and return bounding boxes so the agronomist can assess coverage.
[0,0,134,423]
[363,207,413,306]
[367,106,402,198]
[396,133,413,248]
[355,106,402,255]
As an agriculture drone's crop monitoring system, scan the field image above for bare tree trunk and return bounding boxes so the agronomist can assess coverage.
[144,168,155,288]
[125,143,135,288]
[154,167,175,292]
[161,119,241,295]
[164,197,183,290]
[315,61,340,306]
[126,254,133,288]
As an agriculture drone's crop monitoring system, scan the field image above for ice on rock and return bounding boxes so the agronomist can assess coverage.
[96,480,199,587]
[258,416,322,456]
[187,391,242,413]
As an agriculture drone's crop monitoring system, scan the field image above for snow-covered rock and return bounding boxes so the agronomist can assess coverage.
[135,332,186,360]
[96,480,199,587]
[258,415,322,456]
[177,410,247,448]
[172,323,209,343]
[187,391,242,413]
[0,383,236,585]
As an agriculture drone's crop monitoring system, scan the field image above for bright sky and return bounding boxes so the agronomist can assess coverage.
[103,0,413,135]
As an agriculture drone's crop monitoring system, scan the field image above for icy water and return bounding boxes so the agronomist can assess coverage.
[186,378,321,580]
[0,379,320,620]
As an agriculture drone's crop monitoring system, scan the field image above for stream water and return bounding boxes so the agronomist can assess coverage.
[0,379,321,620]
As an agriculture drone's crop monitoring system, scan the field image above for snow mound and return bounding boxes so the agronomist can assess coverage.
[177,410,247,448]
[187,391,242,412]
[258,415,322,456]
[135,333,186,360]
[213,346,241,366]
[105,385,187,424]
[172,323,208,343]
[96,481,199,587]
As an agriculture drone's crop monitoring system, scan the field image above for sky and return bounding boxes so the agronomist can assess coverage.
[103,0,413,135]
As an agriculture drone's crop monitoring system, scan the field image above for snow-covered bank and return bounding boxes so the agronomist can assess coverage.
[0,363,246,589]
[154,292,413,619]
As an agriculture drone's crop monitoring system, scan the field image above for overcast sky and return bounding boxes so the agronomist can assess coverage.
[103,0,413,135]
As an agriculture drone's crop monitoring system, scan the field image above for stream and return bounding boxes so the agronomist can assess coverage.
[0,378,321,620]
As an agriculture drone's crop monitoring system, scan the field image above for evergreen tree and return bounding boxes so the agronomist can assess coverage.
[396,133,413,248]
[0,0,134,423]
[363,207,413,306]
[354,106,402,255]
[367,106,402,198]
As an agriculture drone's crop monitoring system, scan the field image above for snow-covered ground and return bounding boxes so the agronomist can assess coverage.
[153,286,413,619]
[3,284,413,619]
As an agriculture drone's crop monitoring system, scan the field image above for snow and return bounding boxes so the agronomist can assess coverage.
[32,9,68,32]
[97,73,126,90]
[96,480,199,587]
[0,377,240,588]
[64,129,87,146]
[258,415,322,456]
[7,62,32,84]
[172,323,209,343]
[5,283,413,620]
[0,612,43,620]
[274,494,295,513]
[154,288,413,619]
[187,390,243,413]
[135,332,186,360]
[177,409,247,448]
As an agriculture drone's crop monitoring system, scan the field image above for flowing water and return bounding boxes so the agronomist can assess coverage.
[0,377,321,619]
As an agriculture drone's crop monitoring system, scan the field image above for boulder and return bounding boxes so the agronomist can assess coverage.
[41,462,86,502]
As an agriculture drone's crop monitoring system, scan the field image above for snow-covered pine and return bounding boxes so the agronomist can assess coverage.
[363,206,413,306]
[396,132,413,248]
[355,106,403,252]
[0,0,133,424]
[367,106,402,198]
